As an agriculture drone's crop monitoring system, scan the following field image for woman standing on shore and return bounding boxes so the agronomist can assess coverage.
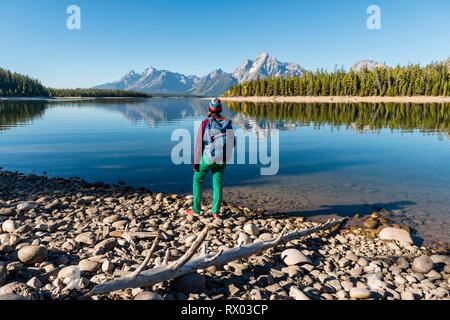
[185,98,234,219]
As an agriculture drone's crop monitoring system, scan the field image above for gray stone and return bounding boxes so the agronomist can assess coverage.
[281,249,311,266]
[58,265,80,280]
[1,220,18,233]
[0,264,6,286]
[0,208,15,217]
[172,273,206,294]
[243,224,260,236]
[134,291,164,300]
[79,259,101,273]
[94,238,117,252]
[378,227,413,244]
[75,232,95,245]
[349,287,371,299]
[412,255,434,274]
[26,277,43,289]
[16,202,34,212]
[237,232,252,246]
[0,293,30,300]
[401,291,415,300]
[0,282,38,300]
[102,260,114,273]
[289,287,311,300]
[18,245,48,265]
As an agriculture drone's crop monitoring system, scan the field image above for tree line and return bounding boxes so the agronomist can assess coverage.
[224,62,450,97]
[226,101,450,134]
[0,68,149,98]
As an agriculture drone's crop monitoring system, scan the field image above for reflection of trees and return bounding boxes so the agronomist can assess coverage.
[0,101,47,131]
[225,102,450,134]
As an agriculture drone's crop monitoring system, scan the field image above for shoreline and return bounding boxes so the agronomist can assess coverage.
[0,170,449,300]
[0,97,150,102]
[220,96,450,104]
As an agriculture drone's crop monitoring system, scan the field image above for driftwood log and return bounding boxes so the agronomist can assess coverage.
[91,218,347,295]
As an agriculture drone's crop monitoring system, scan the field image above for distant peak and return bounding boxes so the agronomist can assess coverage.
[256,52,270,60]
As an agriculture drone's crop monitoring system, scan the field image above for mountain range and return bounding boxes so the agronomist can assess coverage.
[94,52,305,96]
[94,54,450,96]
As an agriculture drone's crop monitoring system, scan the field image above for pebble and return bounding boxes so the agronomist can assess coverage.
[243,224,260,236]
[134,291,164,300]
[412,255,434,274]
[237,233,252,246]
[1,220,18,233]
[401,291,415,300]
[289,287,310,300]
[79,259,101,273]
[349,287,371,299]
[378,227,413,244]
[16,202,34,212]
[171,273,206,294]
[75,232,95,245]
[281,249,311,266]
[17,245,48,265]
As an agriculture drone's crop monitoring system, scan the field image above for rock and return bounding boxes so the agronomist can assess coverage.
[0,293,30,300]
[237,232,252,246]
[94,238,117,252]
[16,202,34,212]
[364,218,379,229]
[378,227,413,244]
[243,224,260,236]
[430,255,449,265]
[335,234,348,244]
[171,273,205,294]
[412,255,434,274]
[26,277,43,289]
[281,265,301,277]
[79,259,101,273]
[0,265,6,286]
[0,282,39,300]
[349,287,371,299]
[184,235,197,246]
[134,291,164,300]
[367,274,387,290]
[345,252,359,262]
[425,270,442,280]
[18,245,48,265]
[75,232,95,245]
[228,283,241,296]
[259,233,273,241]
[1,220,18,233]
[401,291,415,300]
[0,208,15,217]
[281,249,311,266]
[289,287,310,300]
[103,214,120,224]
[357,257,369,267]
[102,260,114,273]
[58,266,81,280]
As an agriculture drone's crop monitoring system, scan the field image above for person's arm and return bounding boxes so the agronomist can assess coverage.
[193,119,208,171]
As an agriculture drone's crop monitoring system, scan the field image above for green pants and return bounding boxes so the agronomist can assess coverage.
[192,157,226,215]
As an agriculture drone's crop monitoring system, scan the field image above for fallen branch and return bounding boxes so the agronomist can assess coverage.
[91,218,347,295]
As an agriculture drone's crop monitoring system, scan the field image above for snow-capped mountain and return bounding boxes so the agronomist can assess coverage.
[189,69,238,97]
[95,67,198,94]
[94,52,305,96]
[351,60,387,72]
[232,52,305,83]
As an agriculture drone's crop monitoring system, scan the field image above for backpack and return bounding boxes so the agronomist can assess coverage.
[203,117,233,165]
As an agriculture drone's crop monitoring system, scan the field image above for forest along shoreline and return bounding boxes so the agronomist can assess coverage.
[220,96,450,104]
[0,170,448,300]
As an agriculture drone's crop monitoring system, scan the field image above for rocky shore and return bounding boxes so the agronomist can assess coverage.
[0,170,448,300]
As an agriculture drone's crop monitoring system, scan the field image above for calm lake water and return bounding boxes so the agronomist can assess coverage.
[1,98,449,246]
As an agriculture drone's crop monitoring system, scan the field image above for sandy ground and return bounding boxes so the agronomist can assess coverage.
[220,96,450,104]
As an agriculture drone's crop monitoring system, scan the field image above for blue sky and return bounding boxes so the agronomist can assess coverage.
[1,0,449,88]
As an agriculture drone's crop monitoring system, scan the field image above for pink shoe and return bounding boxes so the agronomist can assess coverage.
[213,213,221,220]
[185,209,200,216]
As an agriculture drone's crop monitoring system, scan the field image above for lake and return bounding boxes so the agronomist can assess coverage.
[1,98,449,246]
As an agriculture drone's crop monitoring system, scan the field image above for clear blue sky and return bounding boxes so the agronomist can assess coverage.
[1,0,449,88]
